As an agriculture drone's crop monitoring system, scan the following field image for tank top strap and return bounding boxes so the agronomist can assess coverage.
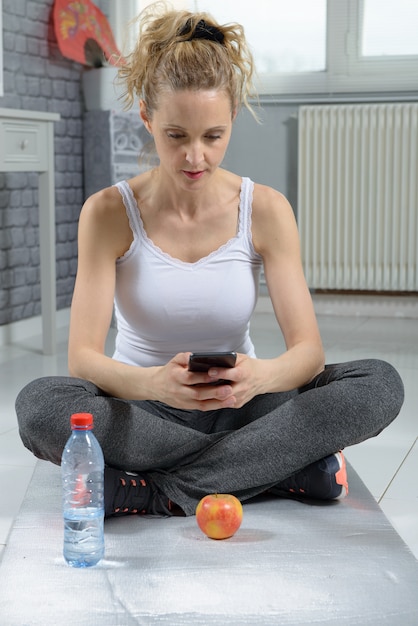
[238,177,257,252]
[114,180,143,237]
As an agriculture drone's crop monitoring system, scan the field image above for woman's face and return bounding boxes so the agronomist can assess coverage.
[140,89,235,190]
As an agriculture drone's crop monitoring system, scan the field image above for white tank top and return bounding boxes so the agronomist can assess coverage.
[112,177,263,366]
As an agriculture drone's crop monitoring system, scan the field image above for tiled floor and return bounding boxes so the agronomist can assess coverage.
[1,295,417,563]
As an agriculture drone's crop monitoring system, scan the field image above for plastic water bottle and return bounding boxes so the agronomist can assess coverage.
[62,412,105,567]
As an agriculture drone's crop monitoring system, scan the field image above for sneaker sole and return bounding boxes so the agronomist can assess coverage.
[335,451,349,499]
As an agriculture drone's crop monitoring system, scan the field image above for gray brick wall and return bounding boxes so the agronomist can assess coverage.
[0,0,108,325]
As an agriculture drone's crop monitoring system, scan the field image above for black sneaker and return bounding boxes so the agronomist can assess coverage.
[104,467,174,518]
[271,452,349,501]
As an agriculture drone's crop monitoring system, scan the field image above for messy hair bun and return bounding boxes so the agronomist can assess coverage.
[118,1,258,119]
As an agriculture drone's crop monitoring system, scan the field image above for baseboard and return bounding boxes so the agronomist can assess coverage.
[312,293,418,318]
[0,308,71,347]
[255,294,418,319]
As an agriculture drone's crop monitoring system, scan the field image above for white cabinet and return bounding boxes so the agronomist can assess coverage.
[0,108,60,354]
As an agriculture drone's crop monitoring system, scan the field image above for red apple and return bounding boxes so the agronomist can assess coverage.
[196,493,243,540]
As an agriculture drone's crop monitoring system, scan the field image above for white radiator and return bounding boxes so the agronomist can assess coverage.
[298,103,418,291]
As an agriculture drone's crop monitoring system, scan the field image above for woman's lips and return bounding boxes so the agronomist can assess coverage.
[183,170,205,180]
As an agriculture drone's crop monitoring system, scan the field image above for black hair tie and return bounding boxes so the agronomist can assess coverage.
[180,19,225,44]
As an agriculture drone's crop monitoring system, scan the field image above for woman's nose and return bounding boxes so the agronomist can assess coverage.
[185,141,203,166]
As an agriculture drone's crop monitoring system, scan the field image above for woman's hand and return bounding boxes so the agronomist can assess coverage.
[149,352,235,410]
[151,352,265,411]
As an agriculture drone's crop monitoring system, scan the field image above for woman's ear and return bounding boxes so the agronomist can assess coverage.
[139,100,152,133]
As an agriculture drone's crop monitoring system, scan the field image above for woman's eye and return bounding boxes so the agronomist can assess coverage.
[167,133,184,139]
[206,135,221,141]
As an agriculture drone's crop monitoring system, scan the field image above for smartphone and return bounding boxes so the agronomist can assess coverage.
[188,351,237,372]
[188,351,237,385]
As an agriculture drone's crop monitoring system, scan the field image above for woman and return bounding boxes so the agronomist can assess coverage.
[16,3,404,517]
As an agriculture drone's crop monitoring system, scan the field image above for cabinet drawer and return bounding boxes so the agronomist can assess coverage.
[0,120,48,171]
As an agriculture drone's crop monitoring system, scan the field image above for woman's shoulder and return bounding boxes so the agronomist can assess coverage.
[219,171,291,217]
[252,181,287,202]
[82,184,125,219]
[250,183,298,254]
[79,184,135,259]
[83,169,148,206]
[251,182,293,218]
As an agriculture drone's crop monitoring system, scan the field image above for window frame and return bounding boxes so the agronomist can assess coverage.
[346,0,418,78]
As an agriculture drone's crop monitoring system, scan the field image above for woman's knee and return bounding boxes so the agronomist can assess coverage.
[314,358,404,437]
[16,377,54,429]
[366,358,404,419]
[341,358,404,436]
[15,376,98,465]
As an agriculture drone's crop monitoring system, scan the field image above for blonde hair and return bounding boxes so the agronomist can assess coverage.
[118,1,258,120]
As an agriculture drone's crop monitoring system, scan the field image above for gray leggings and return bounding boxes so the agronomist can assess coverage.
[16,359,404,515]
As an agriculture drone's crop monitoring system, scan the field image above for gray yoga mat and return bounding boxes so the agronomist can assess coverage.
[0,459,417,625]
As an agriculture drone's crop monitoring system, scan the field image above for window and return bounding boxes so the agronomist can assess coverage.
[362,0,418,57]
[194,0,326,74]
[110,0,418,96]
[341,0,418,93]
